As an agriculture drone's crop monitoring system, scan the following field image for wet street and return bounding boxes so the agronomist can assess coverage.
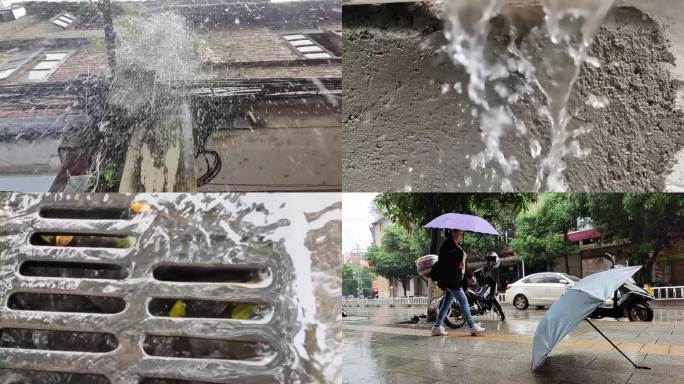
[342,304,684,384]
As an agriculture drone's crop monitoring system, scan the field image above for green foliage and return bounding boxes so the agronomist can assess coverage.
[366,224,429,296]
[97,162,119,192]
[374,193,535,231]
[511,193,581,270]
[374,193,536,253]
[580,193,684,281]
[342,263,373,298]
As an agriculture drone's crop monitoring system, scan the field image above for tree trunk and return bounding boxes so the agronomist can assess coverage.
[564,253,570,274]
[645,243,662,284]
[428,193,441,254]
[100,0,117,75]
[401,278,408,297]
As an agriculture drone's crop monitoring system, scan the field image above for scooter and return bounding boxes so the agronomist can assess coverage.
[416,253,506,329]
[589,253,655,322]
[442,263,506,328]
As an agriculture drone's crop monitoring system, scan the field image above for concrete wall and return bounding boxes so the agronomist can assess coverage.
[342,2,684,192]
[198,99,341,192]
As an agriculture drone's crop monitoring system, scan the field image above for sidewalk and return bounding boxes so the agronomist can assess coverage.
[343,306,684,384]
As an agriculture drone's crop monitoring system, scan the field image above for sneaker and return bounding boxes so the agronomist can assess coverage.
[470,323,486,336]
[431,325,448,336]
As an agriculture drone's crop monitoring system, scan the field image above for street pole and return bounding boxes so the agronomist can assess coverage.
[521,259,525,278]
[99,0,116,76]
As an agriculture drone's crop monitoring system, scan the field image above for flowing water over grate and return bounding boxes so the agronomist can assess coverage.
[0,193,341,384]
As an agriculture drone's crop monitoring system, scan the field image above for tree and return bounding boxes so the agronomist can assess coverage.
[374,193,535,253]
[342,263,373,298]
[511,193,581,272]
[580,193,684,283]
[366,225,428,296]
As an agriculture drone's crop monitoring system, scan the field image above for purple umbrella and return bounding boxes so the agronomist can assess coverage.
[424,213,499,236]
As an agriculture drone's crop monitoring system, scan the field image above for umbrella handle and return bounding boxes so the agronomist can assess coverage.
[584,319,651,370]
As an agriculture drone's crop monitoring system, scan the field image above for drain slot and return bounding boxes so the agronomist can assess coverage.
[39,207,131,220]
[148,298,270,320]
[140,380,216,384]
[0,369,110,383]
[20,261,129,280]
[0,328,118,353]
[29,233,134,248]
[143,335,273,361]
[153,265,266,284]
[8,293,126,314]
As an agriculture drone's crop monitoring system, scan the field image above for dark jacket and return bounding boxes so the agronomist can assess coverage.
[433,238,465,290]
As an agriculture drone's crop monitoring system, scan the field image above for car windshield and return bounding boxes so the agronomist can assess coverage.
[561,273,581,282]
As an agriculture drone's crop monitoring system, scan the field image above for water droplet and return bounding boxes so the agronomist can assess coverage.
[530,140,542,159]
[440,83,450,95]
[586,93,609,109]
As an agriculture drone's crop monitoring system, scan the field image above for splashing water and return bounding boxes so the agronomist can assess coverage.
[532,0,615,191]
[99,13,207,190]
[444,0,519,191]
[443,0,615,191]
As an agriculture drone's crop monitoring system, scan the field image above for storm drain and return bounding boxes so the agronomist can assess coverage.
[0,194,298,384]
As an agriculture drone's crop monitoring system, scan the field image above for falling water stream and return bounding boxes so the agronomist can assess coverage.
[444,0,615,191]
[101,13,203,191]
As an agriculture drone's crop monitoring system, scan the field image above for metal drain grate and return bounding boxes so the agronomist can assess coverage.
[0,194,307,384]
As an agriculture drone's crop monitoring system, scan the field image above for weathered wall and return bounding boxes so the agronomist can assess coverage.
[199,100,341,192]
[342,2,684,192]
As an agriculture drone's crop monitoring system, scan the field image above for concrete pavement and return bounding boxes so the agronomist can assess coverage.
[343,305,684,383]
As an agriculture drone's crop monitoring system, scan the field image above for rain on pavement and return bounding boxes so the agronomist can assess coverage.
[343,304,684,384]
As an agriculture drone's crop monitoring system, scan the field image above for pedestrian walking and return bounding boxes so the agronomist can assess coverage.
[430,229,486,336]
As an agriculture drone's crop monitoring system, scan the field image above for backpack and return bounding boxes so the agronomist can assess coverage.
[428,259,443,282]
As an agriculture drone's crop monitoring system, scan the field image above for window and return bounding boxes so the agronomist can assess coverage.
[525,275,544,284]
[542,274,561,284]
[0,52,36,80]
[561,273,580,282]
[27,52,69,81]
[50,12,76,29]
[282,32,340,59]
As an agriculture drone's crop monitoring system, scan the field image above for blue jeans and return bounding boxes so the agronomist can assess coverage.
[435,287,475,328]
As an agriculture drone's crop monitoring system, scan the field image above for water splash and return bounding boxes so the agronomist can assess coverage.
[532,0,615,191]
[444,0,519,191]
[443,0,615,191]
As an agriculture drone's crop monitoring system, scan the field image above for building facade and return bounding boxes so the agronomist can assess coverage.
[556,227,684,285]
[0,0,341,192]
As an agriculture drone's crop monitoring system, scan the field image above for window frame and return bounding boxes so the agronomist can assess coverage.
[26,51,72,82]
[50,12,77,29]
[281,31,339,60]
[0,51,39,81]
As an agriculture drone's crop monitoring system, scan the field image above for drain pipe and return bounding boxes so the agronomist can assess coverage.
[98,0,116,75]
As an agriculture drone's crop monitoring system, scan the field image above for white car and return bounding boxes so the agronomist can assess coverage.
[506,272,580,310]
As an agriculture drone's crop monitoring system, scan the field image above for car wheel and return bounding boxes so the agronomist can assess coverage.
[513,294,529,310]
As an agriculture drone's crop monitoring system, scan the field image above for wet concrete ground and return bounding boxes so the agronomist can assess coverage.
[343,305,684,384]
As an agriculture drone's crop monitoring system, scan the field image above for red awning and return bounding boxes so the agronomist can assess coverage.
[566,228,603,242]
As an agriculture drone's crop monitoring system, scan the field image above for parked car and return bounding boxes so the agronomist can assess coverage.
[506,272,581,310]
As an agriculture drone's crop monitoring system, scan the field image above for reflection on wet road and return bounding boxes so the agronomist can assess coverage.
[343,304,684,384]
